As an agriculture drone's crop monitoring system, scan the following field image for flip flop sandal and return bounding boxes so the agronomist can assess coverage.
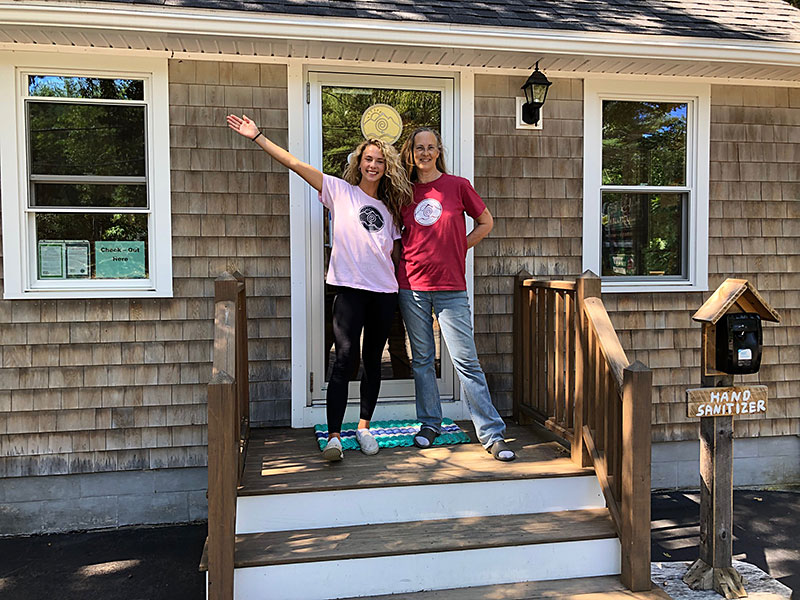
[488,440,516,461]
[413,427,439,448]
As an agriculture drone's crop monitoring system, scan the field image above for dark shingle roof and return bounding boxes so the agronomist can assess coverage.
[91,0,800,42]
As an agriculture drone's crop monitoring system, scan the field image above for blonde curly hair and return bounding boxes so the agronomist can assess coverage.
[343,138,412,229]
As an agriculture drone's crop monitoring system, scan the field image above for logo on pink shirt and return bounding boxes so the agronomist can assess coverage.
[359,205,385,232]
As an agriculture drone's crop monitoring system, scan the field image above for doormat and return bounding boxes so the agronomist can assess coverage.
[314,419,471,451]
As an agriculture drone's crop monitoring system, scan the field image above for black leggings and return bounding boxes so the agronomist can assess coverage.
[327,286,398,434]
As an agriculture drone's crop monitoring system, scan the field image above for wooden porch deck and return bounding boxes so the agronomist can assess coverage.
[239,422,592,496]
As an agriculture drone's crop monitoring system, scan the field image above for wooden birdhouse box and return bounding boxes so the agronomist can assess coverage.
[692,279,780,378]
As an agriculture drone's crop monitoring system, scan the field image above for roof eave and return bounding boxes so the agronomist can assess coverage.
[2,0,799,68]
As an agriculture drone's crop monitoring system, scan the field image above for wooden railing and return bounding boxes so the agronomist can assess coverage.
[513,270,652,592]
[207,271,250,600]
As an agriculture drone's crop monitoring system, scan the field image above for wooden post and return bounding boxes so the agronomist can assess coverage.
[573,271,601,467]
[684,323,745,598]
[207,372,237,600]
[513,270,531,423]
[620,361,652,592]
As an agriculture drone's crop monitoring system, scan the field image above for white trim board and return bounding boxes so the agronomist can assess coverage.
[236,476,604,534]
[233,538,621,600]
[2,45,800,87]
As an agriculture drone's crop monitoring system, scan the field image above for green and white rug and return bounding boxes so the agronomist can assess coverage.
[314,419,471,452]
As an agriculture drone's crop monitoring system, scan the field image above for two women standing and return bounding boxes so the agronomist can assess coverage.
[227,115,514,462]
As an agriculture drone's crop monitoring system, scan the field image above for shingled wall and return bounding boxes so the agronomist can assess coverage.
[0,60,291,494]
[1,66,797,533]
[473,74,800,448]
[473,75,584,416]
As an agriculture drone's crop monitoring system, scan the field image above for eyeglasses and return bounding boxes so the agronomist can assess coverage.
[414,145,439,154]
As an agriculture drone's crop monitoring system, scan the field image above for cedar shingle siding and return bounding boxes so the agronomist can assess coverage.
[0,66,797,481]
[0,60,291,478]
[473,74,800,442]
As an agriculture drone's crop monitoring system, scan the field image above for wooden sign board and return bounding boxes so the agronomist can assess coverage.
[686,385,768,418]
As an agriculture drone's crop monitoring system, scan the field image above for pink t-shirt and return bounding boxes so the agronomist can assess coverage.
[398,173,486,291]
[320,175,401,294]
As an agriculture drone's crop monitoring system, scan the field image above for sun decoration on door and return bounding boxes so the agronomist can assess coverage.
[360,104,403,144]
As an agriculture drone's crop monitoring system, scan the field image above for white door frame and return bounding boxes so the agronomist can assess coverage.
[290,63,476,428]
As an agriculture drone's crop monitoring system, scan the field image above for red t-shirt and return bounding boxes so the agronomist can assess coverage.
[398,173,487,291]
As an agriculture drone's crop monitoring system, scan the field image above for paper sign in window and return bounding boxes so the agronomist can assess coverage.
[66,242,90,278]
[38,241,65,279]
[95,241,145,279]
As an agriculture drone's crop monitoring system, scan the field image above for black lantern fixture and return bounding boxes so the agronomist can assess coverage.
[520,61,552,125]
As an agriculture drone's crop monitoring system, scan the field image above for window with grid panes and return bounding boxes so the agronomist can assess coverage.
[1,57,172,298]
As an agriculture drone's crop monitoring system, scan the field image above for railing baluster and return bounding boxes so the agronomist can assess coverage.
[529,288,537,417]
[604,365,614,467]
[612,386,622,501]
[536,287,547,414]
[565,291,575,429]
[521,285,531,419]
[594,334,603,448]
[545,289,555,416]
[554,290,564,426]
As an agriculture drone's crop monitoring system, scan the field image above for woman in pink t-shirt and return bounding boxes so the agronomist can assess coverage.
[227,114,412,461]
[398,128,515,461]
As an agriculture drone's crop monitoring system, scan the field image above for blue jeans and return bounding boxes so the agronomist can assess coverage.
[398,289,506,448]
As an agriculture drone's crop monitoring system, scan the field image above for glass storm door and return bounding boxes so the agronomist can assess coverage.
[307,72,455,406]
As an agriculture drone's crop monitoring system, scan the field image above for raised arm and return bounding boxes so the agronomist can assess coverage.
[226,114,323,192]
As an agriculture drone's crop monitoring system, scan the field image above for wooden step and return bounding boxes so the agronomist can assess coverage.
[359,575,672,599]
[229,508,615,568]
[206,508,620,599]
[201,508,616,568]
[240,423,592,496]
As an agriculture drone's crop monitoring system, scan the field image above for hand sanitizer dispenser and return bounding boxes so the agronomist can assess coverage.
[715,313,762,374]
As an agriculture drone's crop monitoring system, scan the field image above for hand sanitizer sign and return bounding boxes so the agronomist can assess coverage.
[95,241,146,279]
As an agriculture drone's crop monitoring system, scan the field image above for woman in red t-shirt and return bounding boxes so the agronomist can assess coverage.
[398,128,515,461]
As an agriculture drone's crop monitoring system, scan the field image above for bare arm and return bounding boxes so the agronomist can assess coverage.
[226,114,323,192]
[466,208,493,249]
[392,239,402,270]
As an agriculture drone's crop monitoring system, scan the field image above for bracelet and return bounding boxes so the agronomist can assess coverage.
[252,131,263,142]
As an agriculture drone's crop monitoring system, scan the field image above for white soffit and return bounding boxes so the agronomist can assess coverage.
[1,2,800,82]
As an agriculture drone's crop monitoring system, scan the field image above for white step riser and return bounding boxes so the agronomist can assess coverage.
[236,476,604,534]
[233,538,621,600]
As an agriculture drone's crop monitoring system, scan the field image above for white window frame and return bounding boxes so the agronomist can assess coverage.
[0,52,172,299]
[582,79,710,293]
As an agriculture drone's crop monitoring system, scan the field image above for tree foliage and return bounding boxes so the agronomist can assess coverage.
[321,87,441,175]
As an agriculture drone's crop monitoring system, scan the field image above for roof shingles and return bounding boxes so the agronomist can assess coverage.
[86,0,800,42]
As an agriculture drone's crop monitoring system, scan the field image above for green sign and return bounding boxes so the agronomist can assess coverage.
[95,241,145,279]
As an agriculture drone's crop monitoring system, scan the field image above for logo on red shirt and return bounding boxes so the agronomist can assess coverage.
[414,199,442,226]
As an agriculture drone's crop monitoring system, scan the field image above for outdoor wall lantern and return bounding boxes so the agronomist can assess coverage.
[520,62,552,126]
